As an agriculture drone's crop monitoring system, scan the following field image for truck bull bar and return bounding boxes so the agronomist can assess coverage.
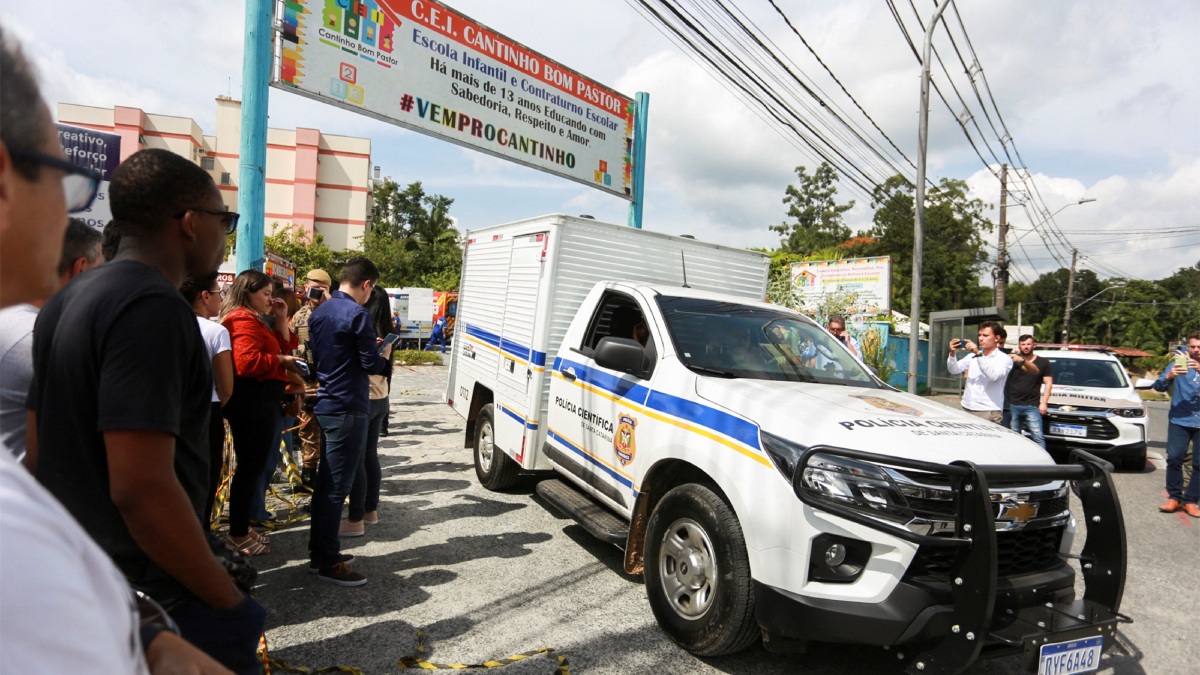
[792,447,1126,675]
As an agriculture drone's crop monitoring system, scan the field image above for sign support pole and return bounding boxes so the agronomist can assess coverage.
[235,0,272,273]
[627,92,649,229]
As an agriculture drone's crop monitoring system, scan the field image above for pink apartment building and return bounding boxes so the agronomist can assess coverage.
[58,97,372,251]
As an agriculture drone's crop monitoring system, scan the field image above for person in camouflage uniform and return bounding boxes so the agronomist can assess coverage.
[291,269,331,487]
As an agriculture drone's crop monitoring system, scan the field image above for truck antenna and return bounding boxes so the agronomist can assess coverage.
[680,250,691,289]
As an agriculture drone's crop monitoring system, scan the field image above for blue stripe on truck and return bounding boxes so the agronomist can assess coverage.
[462,323,546,366]
[554,356,761,451]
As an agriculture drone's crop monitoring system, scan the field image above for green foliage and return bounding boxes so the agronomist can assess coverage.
[862,175,993,315]
[392,349,443,365]
[263,227,345,278]
[364,179,462,290]
[859,325,897,383]
[770,163,855,255]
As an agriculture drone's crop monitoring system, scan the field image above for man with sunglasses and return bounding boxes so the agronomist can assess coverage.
[27,145,266,674]
[0,26,230,674]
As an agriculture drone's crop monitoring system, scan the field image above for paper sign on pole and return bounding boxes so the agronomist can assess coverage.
[272,0,637,200]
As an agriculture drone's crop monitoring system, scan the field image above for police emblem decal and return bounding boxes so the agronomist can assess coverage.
[614,414,637,466]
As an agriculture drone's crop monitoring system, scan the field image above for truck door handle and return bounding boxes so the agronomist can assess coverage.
[562,367,577,382]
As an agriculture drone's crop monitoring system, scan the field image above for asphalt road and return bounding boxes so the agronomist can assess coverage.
[254,367,1198,674]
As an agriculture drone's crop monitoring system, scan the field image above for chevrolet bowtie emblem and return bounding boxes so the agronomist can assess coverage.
[1059,406,1077,412]
[999,502,1039,523]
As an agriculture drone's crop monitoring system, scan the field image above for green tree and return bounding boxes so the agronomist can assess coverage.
[862,175,993,315]
[770,163,855,255]
[263,226,345,279]
[364,179,462,290]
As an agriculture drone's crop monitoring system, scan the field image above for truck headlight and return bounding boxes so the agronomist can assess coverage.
[800,453,911,522]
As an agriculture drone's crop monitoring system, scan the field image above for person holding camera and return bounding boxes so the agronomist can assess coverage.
[946,321,1012,424]
[219,270,301,556]
[826,316,860,360]
[1154,332,1200,517]
[291,269,331,487]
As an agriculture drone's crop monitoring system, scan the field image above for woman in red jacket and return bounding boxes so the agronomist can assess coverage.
[219,270,300,555]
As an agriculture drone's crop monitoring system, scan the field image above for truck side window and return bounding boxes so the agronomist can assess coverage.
[579,293,656,377]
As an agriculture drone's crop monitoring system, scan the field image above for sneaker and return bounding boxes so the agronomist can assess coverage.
[317,562,366,587]
[307,553,355,574]
[339,519,365,537]
[363,511,379,525]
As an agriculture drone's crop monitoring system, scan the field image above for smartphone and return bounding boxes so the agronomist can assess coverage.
[294,360,310,377]
[379,333,401,355]
[1175,352,1188,370]
[307,286,324,300]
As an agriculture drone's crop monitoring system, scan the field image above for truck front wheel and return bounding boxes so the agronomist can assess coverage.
[473,404,519,490]
[644,483,757,656]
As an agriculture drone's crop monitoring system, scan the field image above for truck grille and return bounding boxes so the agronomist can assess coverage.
[903,494,1069,521]
[1042,413,1119,440]
[904,526,1064,582]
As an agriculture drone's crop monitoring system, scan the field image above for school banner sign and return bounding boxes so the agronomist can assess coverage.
[273,0,637,200]
[790,256,892,316]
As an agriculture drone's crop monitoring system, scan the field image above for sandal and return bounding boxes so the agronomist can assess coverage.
[249,529,271,545]
[226,533,270,556]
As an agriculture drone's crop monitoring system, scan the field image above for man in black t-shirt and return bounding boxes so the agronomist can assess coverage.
[28,148,266,675]
[1004,334,1054,448]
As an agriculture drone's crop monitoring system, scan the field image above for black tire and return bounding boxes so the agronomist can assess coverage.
[473,404,519,490]
[643,483,758,656]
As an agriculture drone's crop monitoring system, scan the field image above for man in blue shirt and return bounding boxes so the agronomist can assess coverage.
[308,257,394,585]
[1153,332,1200,517]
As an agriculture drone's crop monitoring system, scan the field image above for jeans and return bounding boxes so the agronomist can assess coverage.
[309,411,369,567]
[349,398,388,521]
[250,409,295,521]
[170,592,267,675]
[223,378,285,538]
[1165,423,1200,503]
[1008,404,1046,448]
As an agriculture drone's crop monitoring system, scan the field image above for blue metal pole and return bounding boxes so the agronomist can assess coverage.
[627,92,649,229]
[235,0,272,272]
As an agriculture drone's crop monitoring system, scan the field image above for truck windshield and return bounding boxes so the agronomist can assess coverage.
[656,296,879,387]
[1040,356,1129,389]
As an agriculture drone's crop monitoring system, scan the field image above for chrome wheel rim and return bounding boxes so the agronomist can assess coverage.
[657,517,717,619]
[478,419,494,471]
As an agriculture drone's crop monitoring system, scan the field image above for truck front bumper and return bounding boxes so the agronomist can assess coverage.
[784,448,1127,674]
[755,563,1077,647]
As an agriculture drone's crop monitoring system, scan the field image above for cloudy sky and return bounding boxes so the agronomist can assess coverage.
[4,1,1196,283]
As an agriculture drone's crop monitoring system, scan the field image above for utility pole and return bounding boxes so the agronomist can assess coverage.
[995,164,1008,310]
[1061,249,1078,344]
[908,0,954,395]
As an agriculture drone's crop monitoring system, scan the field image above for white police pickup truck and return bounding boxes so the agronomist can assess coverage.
[446,215,1127,674]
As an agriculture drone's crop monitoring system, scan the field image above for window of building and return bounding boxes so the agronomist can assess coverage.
[220,172,231,185]
[201,156,215,170]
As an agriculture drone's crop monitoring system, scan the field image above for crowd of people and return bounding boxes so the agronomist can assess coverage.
[0,26,398,673]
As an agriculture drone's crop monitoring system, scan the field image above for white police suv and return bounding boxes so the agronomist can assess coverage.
[1035,349,1155,470]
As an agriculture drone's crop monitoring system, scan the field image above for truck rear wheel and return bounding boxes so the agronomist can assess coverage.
[643,483,757,656]
[473,404,519,490]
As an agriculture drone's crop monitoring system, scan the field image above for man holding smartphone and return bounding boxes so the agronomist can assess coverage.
[946,321,1013,424]
[1153,332,1200,517]
[291,269,331,487]
[307,257,395,586]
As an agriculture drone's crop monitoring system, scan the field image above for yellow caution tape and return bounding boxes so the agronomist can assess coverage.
[397,630,570,673]
[259,633,365,674]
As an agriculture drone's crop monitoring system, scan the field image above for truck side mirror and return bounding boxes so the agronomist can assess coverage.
[594,337,646,375]
[1133,378,1155,390]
